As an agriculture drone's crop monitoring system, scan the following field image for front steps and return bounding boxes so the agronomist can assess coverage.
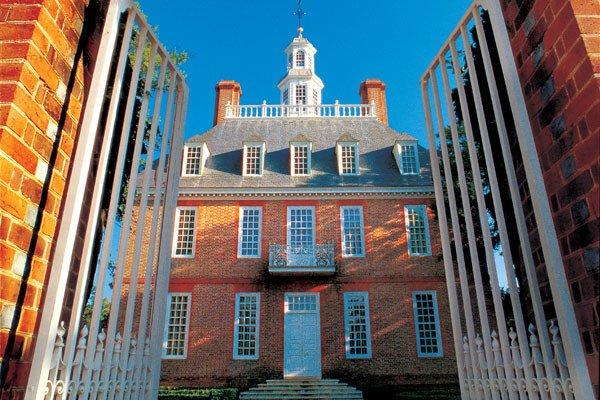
[238,379,363,399]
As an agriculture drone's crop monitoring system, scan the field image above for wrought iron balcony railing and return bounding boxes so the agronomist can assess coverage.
[268,243,335,276]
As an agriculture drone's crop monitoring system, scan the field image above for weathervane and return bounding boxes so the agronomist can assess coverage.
[294,0,306,31]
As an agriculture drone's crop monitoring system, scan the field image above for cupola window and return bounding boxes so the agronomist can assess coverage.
[295,85,306,105]
[296,50,305,67]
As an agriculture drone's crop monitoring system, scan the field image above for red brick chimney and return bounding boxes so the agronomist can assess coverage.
[359,79,388,126]
[213,80,242,126]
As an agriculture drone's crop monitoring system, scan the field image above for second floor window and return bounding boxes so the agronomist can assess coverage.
[340,206,365,257]
[173,207,196,257]
[405,205,431,256]
[238,207,262,257]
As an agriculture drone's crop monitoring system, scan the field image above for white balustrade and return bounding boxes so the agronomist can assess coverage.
[225,101,376,119]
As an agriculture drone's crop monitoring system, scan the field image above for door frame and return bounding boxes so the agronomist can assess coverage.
[283,292,322,379]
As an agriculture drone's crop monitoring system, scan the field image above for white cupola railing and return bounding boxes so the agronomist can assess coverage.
[225,101,376,119]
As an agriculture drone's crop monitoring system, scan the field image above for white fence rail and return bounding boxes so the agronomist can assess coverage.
[26,0,188,398]
[225,101,376,119]
[420,0,593,399]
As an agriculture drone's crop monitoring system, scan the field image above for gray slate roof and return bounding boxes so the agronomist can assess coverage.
[180,118,432,189]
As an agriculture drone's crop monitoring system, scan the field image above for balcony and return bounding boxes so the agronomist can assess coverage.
[225,102,376,119]
[268,243,335,276]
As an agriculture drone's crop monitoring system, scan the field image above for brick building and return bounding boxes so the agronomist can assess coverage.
[498,0,599,389]
[157,29,457,391]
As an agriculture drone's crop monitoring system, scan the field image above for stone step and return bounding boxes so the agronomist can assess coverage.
[239,378,363,400]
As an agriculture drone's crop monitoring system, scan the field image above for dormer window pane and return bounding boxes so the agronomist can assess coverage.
[296,85,306,105]
[401,145,418,174]
[293,145,309,175]
[341,145,357,174]
[296,50,305,67]
[245,146,262,175]
[184,146,202,175]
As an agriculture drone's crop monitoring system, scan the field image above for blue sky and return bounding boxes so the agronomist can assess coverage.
[140,0,474,143]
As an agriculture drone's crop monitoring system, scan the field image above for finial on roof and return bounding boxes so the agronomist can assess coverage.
[294,0,306,35]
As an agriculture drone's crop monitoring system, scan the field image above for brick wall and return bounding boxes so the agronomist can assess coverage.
[0,0,106,397]
[500,0,599,390]
[155,196,457,388]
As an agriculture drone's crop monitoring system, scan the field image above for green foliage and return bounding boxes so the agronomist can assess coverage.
[81,286,111,331]
[158,387,239,400]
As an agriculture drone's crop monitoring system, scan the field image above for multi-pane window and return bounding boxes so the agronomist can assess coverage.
[340,144,358,174]
[344,292,372,358]
[286,294,318,312]
[244,145,262,176]
[173,207,196,257]
[233,293,260,359]
[183,145,202,176]
[292,144,310,175]
[313,89,318,104]
[413,291,442,357]
[283,88,289,104]
[288,53,293,70]
[163,293,190,358]
[400,144,418,174]
[340,206,365,257]
[405,205,431,256]
[288,207,315,249]
[296,50,305,67]
[238,207,262,257]
[296,85,306,105]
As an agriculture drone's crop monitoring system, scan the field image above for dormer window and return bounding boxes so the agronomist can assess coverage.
[290,142,311,176]
[243,142,265,176]
[295,85,306,105]
[182,143,209,176]
[296,50,305,67]
[336,141,359,175]
[393,140,419,175]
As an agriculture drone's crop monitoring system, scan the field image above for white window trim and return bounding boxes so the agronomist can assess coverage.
[162,292,191,359]
[233,292,261,360]
[172,206,197,258]
[286,206,316,248]
[344,292,372,358]
[404,205,432,256]
[393,141,420,175]
[237,206,262,258]
[290,142,312,176]
[242,142,265,177]
[336,142,360,176]
[340,206,366,257]
[412,290,443,357]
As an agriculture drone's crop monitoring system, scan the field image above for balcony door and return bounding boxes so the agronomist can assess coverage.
[287,206,316,266]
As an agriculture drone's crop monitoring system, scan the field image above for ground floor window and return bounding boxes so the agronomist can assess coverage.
[163,293,191,358]
[412,291,443,357]
[233,293,261,359]
[344,292,372,358]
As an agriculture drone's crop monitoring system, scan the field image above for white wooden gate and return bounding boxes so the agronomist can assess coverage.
[25,0,188,398]
[420,1,594,399]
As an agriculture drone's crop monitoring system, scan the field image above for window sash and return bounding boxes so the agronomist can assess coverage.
[340,144,358,174]
[296,50,305,67]
[344,292,372,358]
[183,145,202,176]
[287,206,315,248]
[405,205,431,256]
[173,207,196,257]
[238,207,262,257]
[400,144,418,174]
[295,85,306,105]
[244,145,262,176]
[412,291,443,357]
[292,144,310,176]
[233,293,260,359]
[340,206,365,257]
[163,293,190,358]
